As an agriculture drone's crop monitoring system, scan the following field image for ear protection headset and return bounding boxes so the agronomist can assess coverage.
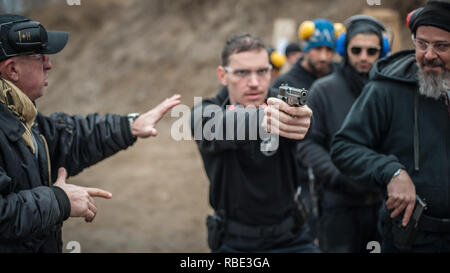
[0,19,49,58]
[406,8,423,35]
[298,20,344,41]
[266,46,286,70]
[335,15,390,58]
[270,51,286,70]
[333,22,346,38]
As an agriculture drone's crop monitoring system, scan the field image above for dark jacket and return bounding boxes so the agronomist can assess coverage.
[272,56,339,90]
[190,87,301,226]
[272,57,321,90]
[331,50,450,224]
[0,103,136,252]
[271,57,338,188]
[297,65,383,209]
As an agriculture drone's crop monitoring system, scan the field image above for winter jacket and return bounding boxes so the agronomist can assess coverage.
[190,86,301,226]
[297,64,383,209]
[331,50,450,243]
[0,89,136,252]
[272,57,338,188]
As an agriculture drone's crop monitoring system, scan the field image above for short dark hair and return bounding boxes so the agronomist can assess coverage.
[285,42,302,56]
[221,33,266,66]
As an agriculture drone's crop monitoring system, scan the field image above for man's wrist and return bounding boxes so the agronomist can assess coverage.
[127,113,140,135]
[392,168,402,180]
[50,186,71,221]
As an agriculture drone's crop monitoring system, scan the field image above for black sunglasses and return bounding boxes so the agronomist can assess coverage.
[350,46,380,56]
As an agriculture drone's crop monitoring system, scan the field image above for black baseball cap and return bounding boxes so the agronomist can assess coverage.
[0,14,68,61]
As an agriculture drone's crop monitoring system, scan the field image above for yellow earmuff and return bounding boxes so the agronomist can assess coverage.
[270,51,287,69]
[333,22,346,38]
[299,20,346,41]
[298,20,315,40]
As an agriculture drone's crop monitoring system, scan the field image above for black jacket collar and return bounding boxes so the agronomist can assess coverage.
[0,102,25,142]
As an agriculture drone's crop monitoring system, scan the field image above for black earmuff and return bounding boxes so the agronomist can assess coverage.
[0,20,48,57]
[9,21,48,52]
[0,17,68,61]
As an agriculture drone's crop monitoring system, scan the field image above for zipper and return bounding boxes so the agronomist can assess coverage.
[40,134,52,186]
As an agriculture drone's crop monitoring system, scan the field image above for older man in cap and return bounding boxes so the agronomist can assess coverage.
[0,14,180,252]
[331,1,450,252]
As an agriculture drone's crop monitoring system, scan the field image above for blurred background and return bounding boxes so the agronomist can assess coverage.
[0,0,424,252]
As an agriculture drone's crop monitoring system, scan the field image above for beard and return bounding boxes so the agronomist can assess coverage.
[307,58,331,77]
[417,58,449,100]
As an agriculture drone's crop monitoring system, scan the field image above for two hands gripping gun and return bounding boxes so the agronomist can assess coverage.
[277,84,309,106]
[392,195,427,251]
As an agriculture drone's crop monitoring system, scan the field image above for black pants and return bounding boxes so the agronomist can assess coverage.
[300,182,319,241]
[382,233,450,253]
[379,210,450,253]
[213,223,320,253]
[318,204,381,253]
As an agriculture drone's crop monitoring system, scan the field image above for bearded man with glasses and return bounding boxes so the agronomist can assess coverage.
[331,1,450,252]
[296,14,389,252]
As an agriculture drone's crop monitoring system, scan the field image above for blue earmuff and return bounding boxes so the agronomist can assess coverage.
[336,15,391,58]
[336,32,390,58]
[336,32,347,57]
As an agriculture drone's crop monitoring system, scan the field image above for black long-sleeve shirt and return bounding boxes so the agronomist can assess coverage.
[191,87,300,226]
[297,66,382,209]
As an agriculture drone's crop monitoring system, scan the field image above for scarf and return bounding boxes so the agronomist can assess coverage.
[339,61,370,98]
[0,78,38,154]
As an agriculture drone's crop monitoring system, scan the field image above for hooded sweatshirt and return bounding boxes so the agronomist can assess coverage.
[331,50,450,219]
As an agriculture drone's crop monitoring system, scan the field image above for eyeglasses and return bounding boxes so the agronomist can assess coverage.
[223,65,272,79]
[414,38,450,54]
[18,53,48,63]
[350,46,381,56]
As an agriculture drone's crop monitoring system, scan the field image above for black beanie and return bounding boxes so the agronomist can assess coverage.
[411,1,450,35]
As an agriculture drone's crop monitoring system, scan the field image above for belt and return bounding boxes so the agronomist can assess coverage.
[225,216,297,238]
[418,215,450,233]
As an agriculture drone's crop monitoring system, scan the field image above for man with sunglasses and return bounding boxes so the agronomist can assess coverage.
[296,15,388,252]
[191,33,319,253]
[331,1,450,252]
[0,14,180,252]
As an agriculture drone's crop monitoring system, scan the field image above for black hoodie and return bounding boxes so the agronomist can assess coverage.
[297,61,383,209]
[331,50,450,219]
[190,87,301,226]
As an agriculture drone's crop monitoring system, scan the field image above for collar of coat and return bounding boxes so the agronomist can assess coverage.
[0,78,38,153]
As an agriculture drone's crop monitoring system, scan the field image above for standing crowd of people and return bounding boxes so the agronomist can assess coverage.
[192,0,449,253]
